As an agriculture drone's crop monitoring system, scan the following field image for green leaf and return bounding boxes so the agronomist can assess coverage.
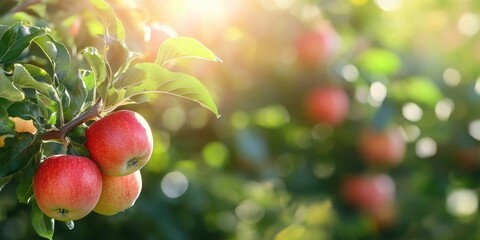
[7,100,42,123]
[33,35,71,84]
[155,37,221,66]
[0,24,11,39]
[82,47,108,100]
[23,64,53,84]
[89,0,125,41]
[31,199,55,240]
[356,48,401,76]
[16,177,34,203]
[15,155,38,203]
[0,175,12,191]
[0,106,14,135]
[391,76,442,106]
[106,36,128,75]
[12,64,57,99]
[61,80,87,122]
[67,140,90,157]
[118,63,218,116]
[0,133,42,178]
[0,23,46,63]
[0,70,25,101]
[36,94,58,125]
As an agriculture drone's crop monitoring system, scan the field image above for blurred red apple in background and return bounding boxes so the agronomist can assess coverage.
[304,86,349,127]
[295,23,340,68]
[341,174,396,229]
[358,127,406,167]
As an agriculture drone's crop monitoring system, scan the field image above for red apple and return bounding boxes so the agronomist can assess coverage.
[341,174,395,210]
[341,174,396,228]
[358,127,406,167]
[304,86,349,126]
[33,155,102,221]
[94,170,142,216]
[143,22,177,62]
[85,110,153,176]
[295,24,339,68]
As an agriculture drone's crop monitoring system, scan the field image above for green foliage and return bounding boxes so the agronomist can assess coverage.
[0,0,219,238]
[31,200,54,240]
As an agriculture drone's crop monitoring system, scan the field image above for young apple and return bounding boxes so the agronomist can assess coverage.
[94,170,142,216]
[304,86,349,126]
[85,110,154,176]
[358,127,406,167]
[33,155,102,221]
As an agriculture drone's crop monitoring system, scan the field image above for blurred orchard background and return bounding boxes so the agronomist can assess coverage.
[3,0,480,239]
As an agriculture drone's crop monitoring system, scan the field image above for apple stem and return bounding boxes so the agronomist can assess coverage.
[42,99,103,147]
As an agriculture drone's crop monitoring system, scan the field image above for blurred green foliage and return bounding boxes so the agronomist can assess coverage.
[4,0,480,239]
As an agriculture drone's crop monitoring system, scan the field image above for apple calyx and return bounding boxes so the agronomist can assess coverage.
[127,158,139,168]
[58,209,69,217]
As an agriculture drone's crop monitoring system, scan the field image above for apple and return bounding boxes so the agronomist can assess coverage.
[0,117,38,147]
[143,22,177,62]
[341,174,396,228]
[33,155,102,221]
[358,127,406,167]
[455,147,480,171]
[341,174,395,210]
[304,86,349,126]
[85,110,154,176]
[295,24,339,68]
[94,170,142,216]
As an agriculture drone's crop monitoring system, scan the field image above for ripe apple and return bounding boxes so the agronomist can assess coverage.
[341,174,396,228]
[85,110,154,176]
[295,24,339,68]
[33,155,102,221]
[358,127,406,167]
[94,170,142,216]
[304,86,349,126]
[143,22,177,62]
[0,117,38,147]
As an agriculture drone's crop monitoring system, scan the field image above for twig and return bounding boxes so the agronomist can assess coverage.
[42,99,103,147]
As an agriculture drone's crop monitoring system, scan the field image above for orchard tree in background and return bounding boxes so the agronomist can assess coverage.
[0,0,219,238]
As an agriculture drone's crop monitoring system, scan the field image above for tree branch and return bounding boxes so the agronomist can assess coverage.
[42,100,103,147]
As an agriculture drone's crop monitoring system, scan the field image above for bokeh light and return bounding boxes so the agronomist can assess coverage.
[447,189,478,218]
[161,171,189,198]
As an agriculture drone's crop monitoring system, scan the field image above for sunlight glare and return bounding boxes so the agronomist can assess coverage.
[185,0,230,18]
[458,13,480,36]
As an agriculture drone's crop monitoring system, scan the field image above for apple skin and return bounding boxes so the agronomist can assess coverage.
[304,86,349,126]
[85,110,154,176]
[295,24,339,68]
[93,170,142,216]
[341,174,396,228]
[33,155,102,221]
[358,127,406,167]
